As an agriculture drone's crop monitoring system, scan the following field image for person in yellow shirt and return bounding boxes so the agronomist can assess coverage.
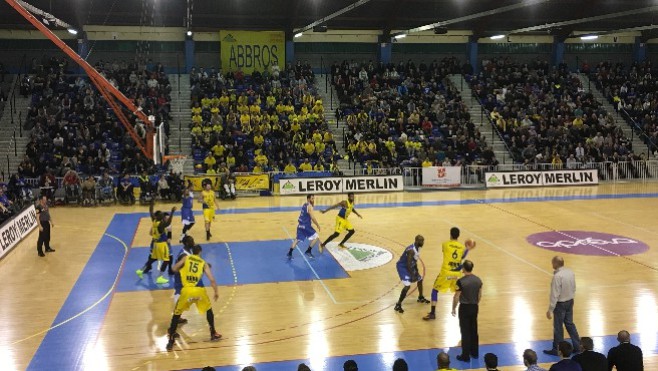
[313,159,325,171]
[291,120,301,133]
[212,121,223,135]
[312,100,324,114]
[252,164,263,174]
[210,104,219,116]
[312,130,323,143]
[422,157,433,167]
[205,166,217,175]
[199,182,220,241]
[191,123,203,139]
[166,244,221,351]
[211,142,225,159]
[266,93,276,108]
[323,131,334,145]
[191,102,202,116]
[253,132,265,148]
[201,96,212,109]
[255,152,268,167]
[284,161,297,174]
[320,192,362,248]
[237,93,248,106]
[315,141,326,155]
[299,158,313,172]
[192,113,202,125]
[203,152,216,172]
[423,227,475,320]
[276,102,286,114]
[304,140,315,156]
[219,93,229,107]
[226,152,236,168]
[249,104,261,115]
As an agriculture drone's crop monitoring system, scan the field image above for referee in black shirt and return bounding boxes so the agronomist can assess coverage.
[452,260,482,362]
[36,195,55,257]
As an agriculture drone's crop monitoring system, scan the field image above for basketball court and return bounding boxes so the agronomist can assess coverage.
[2,183,658,370]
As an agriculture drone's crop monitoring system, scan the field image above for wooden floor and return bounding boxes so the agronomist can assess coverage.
[2,183,658,370]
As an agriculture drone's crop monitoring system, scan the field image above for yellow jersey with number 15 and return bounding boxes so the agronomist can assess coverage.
[180,255,206,288]
[441,239,466,273]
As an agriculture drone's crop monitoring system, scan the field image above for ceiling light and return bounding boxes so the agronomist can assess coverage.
[490,34,505,40]
[580,35,598,40]
[67,28,78,35]
[186,30,193,37]
[294,32,303,38]
[394,34,407,39]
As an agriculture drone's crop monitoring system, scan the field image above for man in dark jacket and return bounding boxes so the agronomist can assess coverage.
[572,337,606,371]
[607,330,643,371]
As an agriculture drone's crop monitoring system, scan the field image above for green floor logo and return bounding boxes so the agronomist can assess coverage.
[326,243,392,271]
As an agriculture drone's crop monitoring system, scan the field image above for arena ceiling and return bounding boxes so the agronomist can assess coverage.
[1,0,657,38]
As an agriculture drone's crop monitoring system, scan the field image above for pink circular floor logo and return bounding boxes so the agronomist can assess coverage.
[527,231,649,256]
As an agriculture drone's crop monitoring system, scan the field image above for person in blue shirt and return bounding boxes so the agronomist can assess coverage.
[287,194,322,259]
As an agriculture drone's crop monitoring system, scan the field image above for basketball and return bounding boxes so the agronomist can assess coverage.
[465,239,476,249]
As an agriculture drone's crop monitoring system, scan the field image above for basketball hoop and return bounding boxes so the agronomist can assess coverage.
[162,155,188,174]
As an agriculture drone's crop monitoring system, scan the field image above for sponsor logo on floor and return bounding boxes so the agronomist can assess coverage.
[526,231,649,256]
[326,242,392,271]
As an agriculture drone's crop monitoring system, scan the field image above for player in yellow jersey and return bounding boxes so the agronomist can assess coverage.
[423,227,474,320]
[166,244,221,351]
[321,193,362,248]
[136,201,176,284]
[200,181,220,241]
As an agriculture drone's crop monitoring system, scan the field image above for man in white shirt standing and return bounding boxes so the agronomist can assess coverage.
[544,256,581,356]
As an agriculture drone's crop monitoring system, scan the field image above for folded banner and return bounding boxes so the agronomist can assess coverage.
[421,166,462,187]
[235,174,269,191]
[485,169,599,188]
[0,205,38,260]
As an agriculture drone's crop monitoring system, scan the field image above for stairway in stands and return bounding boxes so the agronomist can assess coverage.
[447,74,514,164]
[0,75,33,177]
[577,73,649,157]
[168,74,194,174]
[314,74,351,172]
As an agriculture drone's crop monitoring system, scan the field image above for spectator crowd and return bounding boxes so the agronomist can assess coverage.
[590,60,658,153]
[331,57,499,171]
[469,57,640,168]
[188,61,342,176]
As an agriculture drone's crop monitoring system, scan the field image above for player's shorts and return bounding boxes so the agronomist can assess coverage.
[203,208,214,223]
[150,241,170,261]
[397,265,421,287]
[181,208,195,225]
[296,224,318,241]
[334,216,353,233]
[432,270,461,293]
[173,286,211,315]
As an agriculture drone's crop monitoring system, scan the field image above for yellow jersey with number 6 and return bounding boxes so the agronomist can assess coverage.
[180,255,206,288]
[441,239,466,273]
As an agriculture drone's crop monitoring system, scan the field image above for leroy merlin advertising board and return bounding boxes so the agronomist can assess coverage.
[220,30,284,73]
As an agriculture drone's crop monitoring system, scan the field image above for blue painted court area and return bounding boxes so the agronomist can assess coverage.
[189,332,657,371]
[116,239,349,292]
[28,213,140,371]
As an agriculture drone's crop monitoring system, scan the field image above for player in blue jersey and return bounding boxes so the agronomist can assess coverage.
[394,235,429,313]
[287,194,323,259]
[179,181,196,243]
